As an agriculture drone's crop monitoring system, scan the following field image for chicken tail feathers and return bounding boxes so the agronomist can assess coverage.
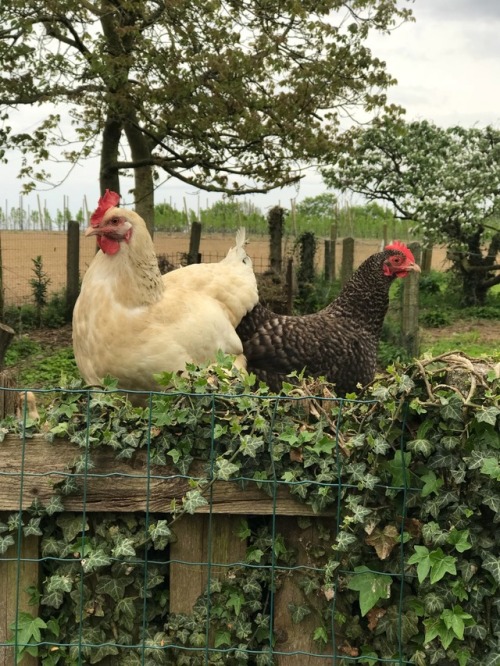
[223,227,253,266]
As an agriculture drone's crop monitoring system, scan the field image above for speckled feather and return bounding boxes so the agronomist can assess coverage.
[236,248,417,394]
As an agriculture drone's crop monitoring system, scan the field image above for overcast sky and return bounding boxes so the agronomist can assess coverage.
[3,0,500,218]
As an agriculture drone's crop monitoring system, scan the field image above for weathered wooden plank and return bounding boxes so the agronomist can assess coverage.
[169,515,246,615]
[0,526,39,666]
[274,517,335,665]
[0,436,334,517]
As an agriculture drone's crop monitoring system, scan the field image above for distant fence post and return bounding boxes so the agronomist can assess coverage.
[66,220,80,322]
[286,258,294,314]
[268,206,284,274]
[340,237,354,286]
[187,222,202,264]
[330,223,337,280]
[324,240,333,282]
[0,323,16,420]
[421,246,433,273]
[401,242,421,357]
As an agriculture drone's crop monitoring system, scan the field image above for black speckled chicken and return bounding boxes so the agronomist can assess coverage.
[236,242,420,394]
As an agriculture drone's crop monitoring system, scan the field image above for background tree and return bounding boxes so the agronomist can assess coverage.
[322,116,500,305]
[0,0,413,233]
[296,193,338,219]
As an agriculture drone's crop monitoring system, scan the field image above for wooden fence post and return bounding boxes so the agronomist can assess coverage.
[324,240,333,282]
[286,258,294,315]
[421,246,433,273]
[0,323,16,420]
[187,222,202,265]
[401,242,421,358]
[169,515,246,615]
[340,237,354,287]
[268,207,284,274]
[274,517,334,665]
[66,220,80,322]
[330,223,337,281]
[0,531,39,666]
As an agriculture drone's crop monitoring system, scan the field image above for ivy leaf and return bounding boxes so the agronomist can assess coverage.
[289,603,312,624]
[481,489,500,514]
[95,576,129,602]
[81,548,112,573]
[112,538,136,559]
[482,553,500,585]
[215,458,240,481]
[429,548,457,584]
[115,597,136,621]
[475,406,500,426]
[149,520,173,549]
[480,457,500,481]
[313,626,328,645]
[24,518,43,537]
[365,525,400,560]
[408,546,432,584]
[226,591,244,616]
[439,396,464,423]
[41,589,64,609]
[407,438,433,457]
[347,566,392,616]
[214,630,231,648]
[441,605,473,641]
[421,471,444,498]
[44,496,65,516]
[0,534,15,555]
[334,531,357,551]
[9,611,47,646]
[88,644,119,662]
[182,489,209,514]
[385,451,411,488]
[423,617,456,650]
[238,435,264,457]
[447,529,472,553]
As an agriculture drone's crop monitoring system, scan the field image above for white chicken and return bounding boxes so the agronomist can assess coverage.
[72,190,258,392]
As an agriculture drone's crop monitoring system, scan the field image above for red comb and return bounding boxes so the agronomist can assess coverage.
[90,190,121,226]
[385,240,415,262]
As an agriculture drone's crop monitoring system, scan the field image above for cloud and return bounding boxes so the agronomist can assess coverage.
[419,0,500,21]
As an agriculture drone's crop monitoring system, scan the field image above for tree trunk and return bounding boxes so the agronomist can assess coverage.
[450,230,500,306]
[124,121,156,237]
[99,114,122,197]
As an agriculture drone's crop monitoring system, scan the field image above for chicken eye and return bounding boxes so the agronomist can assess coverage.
[393,256,402,264]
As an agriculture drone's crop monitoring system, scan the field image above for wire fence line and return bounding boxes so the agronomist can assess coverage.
[0,229,443,310]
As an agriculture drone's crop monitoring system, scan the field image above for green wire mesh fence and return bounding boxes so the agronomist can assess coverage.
[0,359,498,665]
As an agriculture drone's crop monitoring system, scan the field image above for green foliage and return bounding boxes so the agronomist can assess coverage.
[40,291,67,329]
[4,336,41,366]
[30,256,50,327]
[1,351,499,664]
[4,290,68,333]
[322,116,500,304]
[3,304,39,332]
[0,1,413,198]
[420,310,452,328]
[11,347,78,389]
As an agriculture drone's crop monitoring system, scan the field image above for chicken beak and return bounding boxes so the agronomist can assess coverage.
[85,225,101,237]
[408,262,421,273]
